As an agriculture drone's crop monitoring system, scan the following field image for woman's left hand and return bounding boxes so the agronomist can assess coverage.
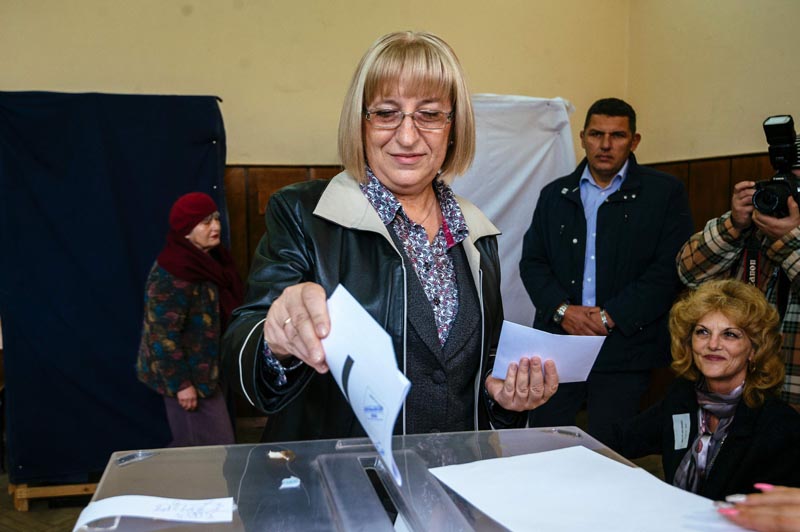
[177,385,198,411]
[485,357,559,411]
[718,485,800,531]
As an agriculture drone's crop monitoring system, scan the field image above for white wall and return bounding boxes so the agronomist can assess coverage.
[1,0,627,163]
[629,0,800,163]
[3,1,799,164]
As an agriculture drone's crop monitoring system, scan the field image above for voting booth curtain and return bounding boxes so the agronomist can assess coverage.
[453,95,576,326]
[0,92,228,484]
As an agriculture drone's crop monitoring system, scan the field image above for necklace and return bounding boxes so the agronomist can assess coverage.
[414,199,439,227]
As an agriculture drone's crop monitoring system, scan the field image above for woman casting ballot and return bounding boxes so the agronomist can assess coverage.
[223,31,559,442]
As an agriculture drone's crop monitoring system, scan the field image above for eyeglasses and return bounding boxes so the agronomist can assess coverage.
[364,108,454,130]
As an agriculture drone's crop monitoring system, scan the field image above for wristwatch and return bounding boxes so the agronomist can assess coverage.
[553,302,569,325]
[600,309,613,334]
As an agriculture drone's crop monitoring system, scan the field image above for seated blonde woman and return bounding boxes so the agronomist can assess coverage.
[607,279,800,499]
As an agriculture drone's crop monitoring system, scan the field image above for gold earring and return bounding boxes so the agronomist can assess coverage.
[748,358,756,373]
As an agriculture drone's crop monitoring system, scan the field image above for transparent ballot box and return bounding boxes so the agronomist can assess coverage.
[84,427,629,531]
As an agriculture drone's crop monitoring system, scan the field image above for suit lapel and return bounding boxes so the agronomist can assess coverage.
[405,263,444,362]
[442,245,480,363]
[665,382,699,483]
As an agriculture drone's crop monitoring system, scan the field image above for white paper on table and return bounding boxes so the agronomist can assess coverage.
[321,285,411,486]
[430,446,744,532]
[491,320,605,382]
[72,495,233,531]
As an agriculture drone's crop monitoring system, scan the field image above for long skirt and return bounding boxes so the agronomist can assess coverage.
[163,388,235,447]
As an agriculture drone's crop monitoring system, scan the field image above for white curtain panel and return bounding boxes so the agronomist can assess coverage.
[452,95,576,325]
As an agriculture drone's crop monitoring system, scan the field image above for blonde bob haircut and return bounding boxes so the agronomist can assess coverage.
[669,279,784,409]
[338,31,476,184]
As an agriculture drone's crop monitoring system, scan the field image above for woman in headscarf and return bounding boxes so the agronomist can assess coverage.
[138,192,244,446]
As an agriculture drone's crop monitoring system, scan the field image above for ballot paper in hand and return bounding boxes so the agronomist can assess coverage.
[321,285,411,486]
[491,320,605,383]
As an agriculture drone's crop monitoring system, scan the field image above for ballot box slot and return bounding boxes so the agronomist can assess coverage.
[317,452,395,531]
[317,450,475,531]
[365,465,399,523]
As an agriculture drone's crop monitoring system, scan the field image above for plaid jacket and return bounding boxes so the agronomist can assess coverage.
[677,211,800,406]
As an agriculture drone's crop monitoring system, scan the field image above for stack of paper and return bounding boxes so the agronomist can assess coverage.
[430,446,743,531]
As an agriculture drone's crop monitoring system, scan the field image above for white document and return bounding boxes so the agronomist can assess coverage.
[430,446,744,532]
[491,320,604,382]
[322,285,411,486]
[72,495,233,531]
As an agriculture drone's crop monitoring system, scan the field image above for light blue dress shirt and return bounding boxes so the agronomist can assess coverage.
[579,161,628,306]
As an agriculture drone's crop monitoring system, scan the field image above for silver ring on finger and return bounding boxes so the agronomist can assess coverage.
[283,316,292,326]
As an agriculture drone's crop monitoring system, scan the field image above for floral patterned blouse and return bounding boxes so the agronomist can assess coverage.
[136,263,221,398]
[360,169,469,345]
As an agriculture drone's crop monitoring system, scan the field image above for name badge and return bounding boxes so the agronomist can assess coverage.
[672,413,691,450]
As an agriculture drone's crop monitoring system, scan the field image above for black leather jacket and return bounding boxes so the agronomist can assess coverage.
[222,172,518,441]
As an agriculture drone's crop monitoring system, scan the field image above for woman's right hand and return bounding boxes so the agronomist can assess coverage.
[263,282,331,373]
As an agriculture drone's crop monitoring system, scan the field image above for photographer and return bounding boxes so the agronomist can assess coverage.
[677,159,800,411]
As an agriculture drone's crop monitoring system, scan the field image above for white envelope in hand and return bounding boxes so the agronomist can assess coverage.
[491,320,605,383]
[322,285,411,486]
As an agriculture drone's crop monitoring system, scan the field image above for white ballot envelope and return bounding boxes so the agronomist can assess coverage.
[491,320,605,383]
[322,285,411,486]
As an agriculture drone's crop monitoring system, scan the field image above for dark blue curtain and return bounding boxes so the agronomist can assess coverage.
[0,92,228,484]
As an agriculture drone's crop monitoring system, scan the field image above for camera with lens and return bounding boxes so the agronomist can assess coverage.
[752,115,800,218]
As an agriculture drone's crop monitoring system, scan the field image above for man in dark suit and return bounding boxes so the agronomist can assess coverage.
[519,97,694,443]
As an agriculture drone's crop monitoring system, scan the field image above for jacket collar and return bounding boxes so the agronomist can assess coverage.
[673,378,760,437]
[561,154,643,203]
[314,171,390,237]
[315,171,500,293]
[314,171,500,243]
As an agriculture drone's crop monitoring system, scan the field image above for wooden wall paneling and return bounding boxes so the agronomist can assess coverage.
[731,154,773,185]
[226,165,265,420]
[649,162,689,191]
[686,159,731,232]
[223,154,768,279]
[247,167,309,267]
[224,156,769,278]
[223,166,249,282]
[309,165,342,181]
